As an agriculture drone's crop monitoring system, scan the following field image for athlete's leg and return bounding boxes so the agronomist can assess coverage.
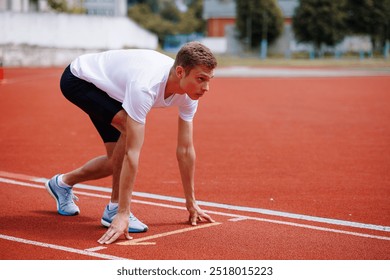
[61,144,115,186]
[60,109,127,199]
[58,64,123,186]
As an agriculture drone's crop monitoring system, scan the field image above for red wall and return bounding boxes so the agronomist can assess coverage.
[207,18,236,37]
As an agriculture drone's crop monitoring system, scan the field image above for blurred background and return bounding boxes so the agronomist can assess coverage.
[0,0,389,66]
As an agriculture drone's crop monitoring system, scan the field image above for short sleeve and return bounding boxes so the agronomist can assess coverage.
[122,82,154,124]
[178,99,198,122]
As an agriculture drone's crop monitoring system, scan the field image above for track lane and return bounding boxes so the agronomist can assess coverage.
[1,174,389,260]
[1,68,389,261]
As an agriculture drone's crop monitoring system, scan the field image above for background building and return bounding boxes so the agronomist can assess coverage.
[84,0,127,16]
[202,0,299,54]
[0,0,127,16]
[203,0,236,37]
[0,0,158,66]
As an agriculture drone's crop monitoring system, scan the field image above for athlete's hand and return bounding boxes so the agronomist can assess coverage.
[98,212,132,244]
[187,202,215,226]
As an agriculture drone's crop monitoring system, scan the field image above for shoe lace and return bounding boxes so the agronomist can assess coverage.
[129,213,138,222]
[63,188,78,205]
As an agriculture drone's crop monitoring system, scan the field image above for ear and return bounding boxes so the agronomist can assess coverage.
[175,66,185,78]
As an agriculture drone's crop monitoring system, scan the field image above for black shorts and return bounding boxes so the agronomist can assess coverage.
[60,65,122,143]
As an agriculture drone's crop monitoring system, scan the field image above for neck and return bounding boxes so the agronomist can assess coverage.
[164,67,184,99]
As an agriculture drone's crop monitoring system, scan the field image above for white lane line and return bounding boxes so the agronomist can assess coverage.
[118,222,222,246]
[124,199,390,242]
[85,246,107,252]
[1,175,390,242]
[31,176,390,233]
[0,171,38,181]
[0,234,127,260]
[229,217,248,222]
[203,209,390,242]
[0,177,43,189]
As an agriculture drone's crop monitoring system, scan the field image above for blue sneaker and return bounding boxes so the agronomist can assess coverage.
[45,175,80,216]
[101,205,148,233]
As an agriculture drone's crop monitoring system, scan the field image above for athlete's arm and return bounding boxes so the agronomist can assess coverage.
[176,117,215,225]
[98,115,145,244]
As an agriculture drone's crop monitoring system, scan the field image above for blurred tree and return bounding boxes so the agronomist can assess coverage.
[128,3,173,45]
[128,0,205,45]
[131,0,159,12]
[236,0,284,49]
[47,0,85,13]
[187,0,206,33]
[345,0,390,51]
[176,0,205,34]
[47,0,68,12]
[292,0,348,55]
[160,1,181,22]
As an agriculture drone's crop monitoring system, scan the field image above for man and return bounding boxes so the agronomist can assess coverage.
[45,42,217,243]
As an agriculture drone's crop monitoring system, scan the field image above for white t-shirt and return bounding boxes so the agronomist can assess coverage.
[70,49,198,124]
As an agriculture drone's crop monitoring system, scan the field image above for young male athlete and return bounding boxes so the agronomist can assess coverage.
[45,42,217,243]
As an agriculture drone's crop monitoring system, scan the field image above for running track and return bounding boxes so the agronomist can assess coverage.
[0,66,390,260]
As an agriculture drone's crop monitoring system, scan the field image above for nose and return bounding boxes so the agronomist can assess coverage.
[202,82,209,92]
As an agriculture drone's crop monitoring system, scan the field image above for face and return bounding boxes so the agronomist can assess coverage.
[177,65,214,100]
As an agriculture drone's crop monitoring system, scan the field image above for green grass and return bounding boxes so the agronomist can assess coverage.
[213,54,390,70]
[160,48,390,70]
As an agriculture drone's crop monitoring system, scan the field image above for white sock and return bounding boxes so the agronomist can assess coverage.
[57,174,72,188]
[108,201,118,210]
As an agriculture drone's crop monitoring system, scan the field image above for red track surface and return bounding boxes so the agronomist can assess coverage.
[0,67,389,260]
